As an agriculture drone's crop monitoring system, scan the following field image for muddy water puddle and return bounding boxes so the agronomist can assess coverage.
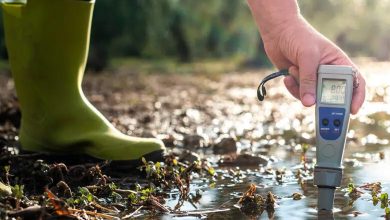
[136,61,390,219]
[2,61,390,219]
[134,144,390,220]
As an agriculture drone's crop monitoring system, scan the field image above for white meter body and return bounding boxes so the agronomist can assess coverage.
[314,65,355,211]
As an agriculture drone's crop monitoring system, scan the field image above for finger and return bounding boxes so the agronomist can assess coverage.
[350,72,366,114]
[298,50,319,107]
[288,65,299,82]
[331,56,366,114]
[284,75,300,99]
[284,66,300,99]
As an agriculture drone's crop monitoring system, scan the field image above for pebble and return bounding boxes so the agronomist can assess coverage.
[292,192,303,200]
[160,134,176,148]
[213,136,237,155]
[344,158,362,167]
[179,150,201,163]
[219,153,269,166]
[183,134,207,148]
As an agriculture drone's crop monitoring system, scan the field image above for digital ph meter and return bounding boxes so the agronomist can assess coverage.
[257,65,357,212]
[314,65,355,211]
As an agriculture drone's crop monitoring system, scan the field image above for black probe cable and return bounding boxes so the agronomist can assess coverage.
[257,69,289,101]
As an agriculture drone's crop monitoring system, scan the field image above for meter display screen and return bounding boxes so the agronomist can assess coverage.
[321,79,346,104]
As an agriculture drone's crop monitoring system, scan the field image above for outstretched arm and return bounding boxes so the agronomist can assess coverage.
[247,0,365,114]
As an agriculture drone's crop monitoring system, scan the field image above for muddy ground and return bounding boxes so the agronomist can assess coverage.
[1,60,390,219]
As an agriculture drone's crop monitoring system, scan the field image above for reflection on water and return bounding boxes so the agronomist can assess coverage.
[137,61,390,219]
[158,146,389,220]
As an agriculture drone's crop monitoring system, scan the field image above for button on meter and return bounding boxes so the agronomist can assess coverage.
[333,119,341,127]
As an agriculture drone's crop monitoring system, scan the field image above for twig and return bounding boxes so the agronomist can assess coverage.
[90,201,119,214]
[114,188,138,195]
[57,181,72,197]
[147,196,170,212]
[7,205,45,218]
[69,208,119,220]
[122,206,143,219]
[217,199,233,208]
[171,208,231,217]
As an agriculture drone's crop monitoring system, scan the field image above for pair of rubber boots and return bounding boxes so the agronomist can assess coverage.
[1,0,165,165]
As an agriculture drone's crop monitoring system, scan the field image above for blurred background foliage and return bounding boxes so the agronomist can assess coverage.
[0,0,390,72]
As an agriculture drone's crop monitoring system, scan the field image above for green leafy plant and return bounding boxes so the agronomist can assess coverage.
[347,182,362,199]
[128,184,155,205]
[386,207,390,219]
[11,185,24,209]
[370,191,389,218]
[3,166,10,185]
[347,182,355,194]
[67,187,95,207]
[380,193,389,209]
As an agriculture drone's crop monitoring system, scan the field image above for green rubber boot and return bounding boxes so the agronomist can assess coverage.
[1,0,165,161]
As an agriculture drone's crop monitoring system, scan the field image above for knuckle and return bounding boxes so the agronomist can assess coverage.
[300,78,316,88]
[299,47,318,58]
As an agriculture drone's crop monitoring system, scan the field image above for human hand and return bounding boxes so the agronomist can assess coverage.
[247,1,365,114]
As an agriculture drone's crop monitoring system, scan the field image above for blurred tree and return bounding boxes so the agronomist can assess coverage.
[169,9,191,62]
[89,0,149,71]
[0,10,7,60]
[1,0,390,71]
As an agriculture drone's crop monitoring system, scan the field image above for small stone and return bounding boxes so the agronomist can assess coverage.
[183,134,207,148]
[344,158,362,167]
[160,134,176,148]
[380,152,385,160]
[292,192,303,200]
[140,114,153,124]
[213,136,237,155]
[140,131,157,138]
[179,150,201,163]
[352,211,363,217]
[219,153,269,166]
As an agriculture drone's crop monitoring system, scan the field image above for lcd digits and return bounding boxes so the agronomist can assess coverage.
[320,79,346,105]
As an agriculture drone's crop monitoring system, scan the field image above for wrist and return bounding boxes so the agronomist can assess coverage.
[248,0,301,41]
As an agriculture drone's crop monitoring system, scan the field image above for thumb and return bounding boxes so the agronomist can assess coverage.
[298,51,320,106]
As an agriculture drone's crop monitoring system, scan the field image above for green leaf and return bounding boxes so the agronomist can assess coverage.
[11,185,24,199]
[0,182,12,196]
[373,195,379,206]
[347,182,355,193]
[208,167,215,176]
[380,192,389,208]
[142,157,147,165]
[108,182,117,190]
[4,166,10,173]
[87,193,93,202]
[302,144,309,154]
[66,198,75,205]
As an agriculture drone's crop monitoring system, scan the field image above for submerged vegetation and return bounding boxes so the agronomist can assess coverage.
[237,184,276,218]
